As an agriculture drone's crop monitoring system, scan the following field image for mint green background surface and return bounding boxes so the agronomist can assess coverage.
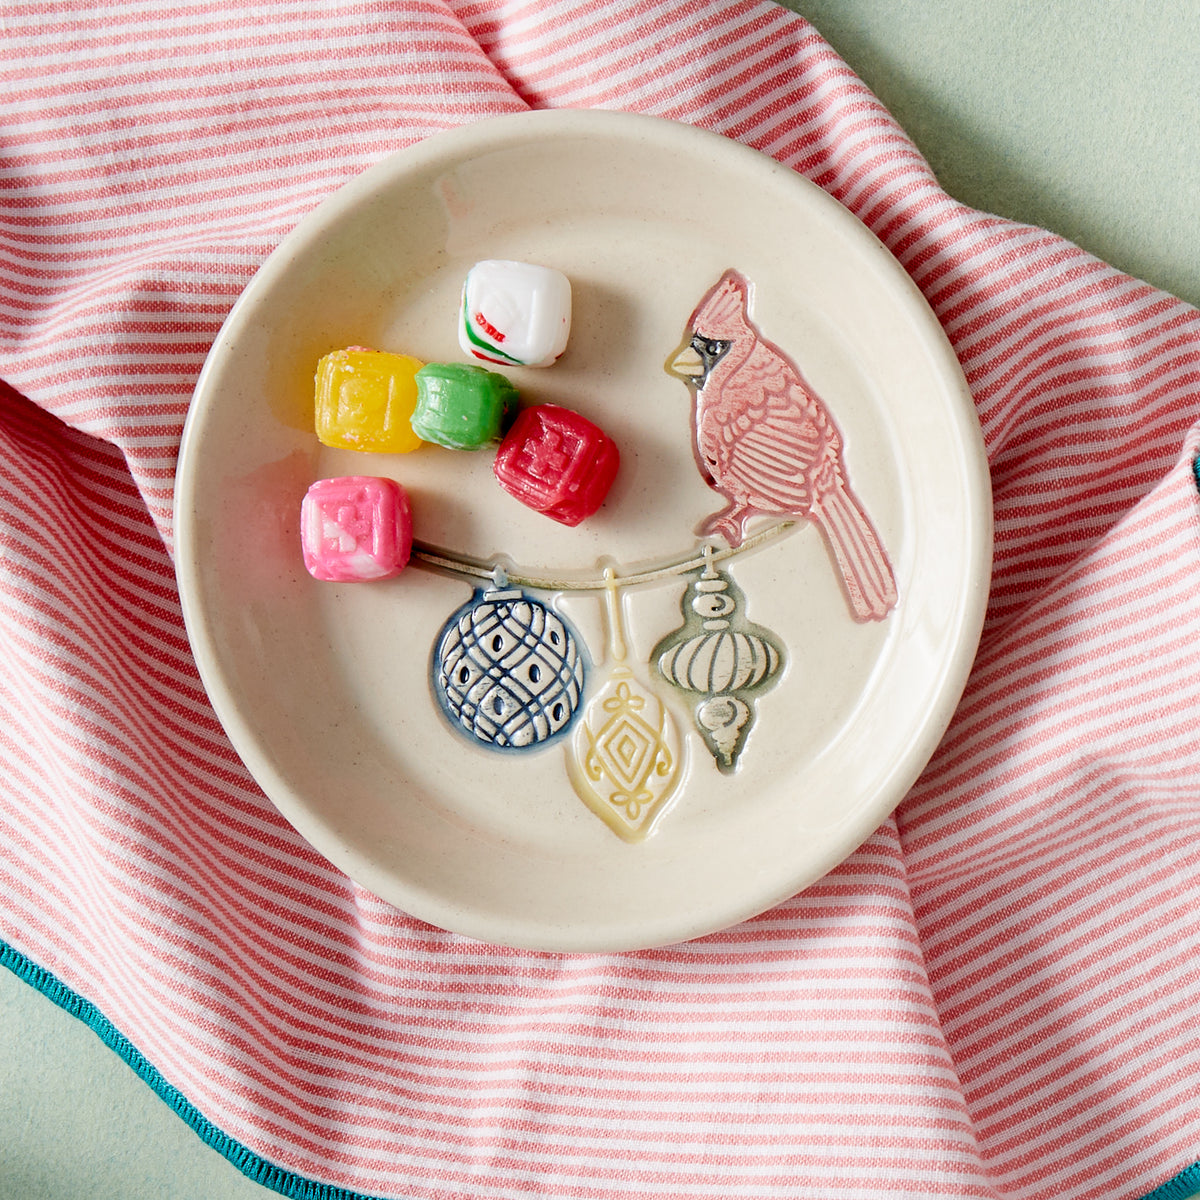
[3,3,1198,1197]
[781,0,1200,310]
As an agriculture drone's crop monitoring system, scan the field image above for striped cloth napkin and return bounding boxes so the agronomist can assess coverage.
[2,3,1199,1198]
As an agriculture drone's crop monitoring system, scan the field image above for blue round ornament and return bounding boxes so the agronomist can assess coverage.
[433,586,586,750]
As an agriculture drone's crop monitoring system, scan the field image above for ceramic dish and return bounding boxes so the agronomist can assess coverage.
[174,110,991,952]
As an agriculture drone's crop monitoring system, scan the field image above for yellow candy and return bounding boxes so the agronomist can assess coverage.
[314,348,424,453]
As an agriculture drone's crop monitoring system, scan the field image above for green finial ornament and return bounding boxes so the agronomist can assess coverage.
[652,547,785,772]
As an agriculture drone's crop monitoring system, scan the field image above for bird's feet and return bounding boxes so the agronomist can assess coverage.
[697,509,748,547]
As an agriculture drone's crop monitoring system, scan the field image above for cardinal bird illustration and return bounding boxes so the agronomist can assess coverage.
[668,270,898,622]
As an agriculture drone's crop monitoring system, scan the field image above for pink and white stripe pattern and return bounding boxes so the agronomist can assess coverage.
[2,2,1200,1198]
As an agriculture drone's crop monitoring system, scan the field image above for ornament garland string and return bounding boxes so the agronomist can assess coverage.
[410,518,794,592]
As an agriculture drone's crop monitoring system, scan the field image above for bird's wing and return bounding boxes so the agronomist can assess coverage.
[705,347,841,513]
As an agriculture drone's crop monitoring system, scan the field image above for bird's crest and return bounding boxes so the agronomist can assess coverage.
[689,269,752,339]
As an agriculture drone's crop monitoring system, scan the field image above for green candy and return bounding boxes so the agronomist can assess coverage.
[411,363,518,450]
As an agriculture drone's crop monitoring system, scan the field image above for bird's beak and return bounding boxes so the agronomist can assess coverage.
[666,337,704,381]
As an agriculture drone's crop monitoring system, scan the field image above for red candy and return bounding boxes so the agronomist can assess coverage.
[493,404,619,526]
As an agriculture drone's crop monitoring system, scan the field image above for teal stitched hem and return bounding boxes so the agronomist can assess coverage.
[1141,1162,1200,1200]
[4,937,1197,1200]
[0,940,389,1200]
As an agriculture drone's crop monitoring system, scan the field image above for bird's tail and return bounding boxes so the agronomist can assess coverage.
[812,482,898,622]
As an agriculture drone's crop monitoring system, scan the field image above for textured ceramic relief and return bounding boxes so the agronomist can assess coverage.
[651,549,783,773]
[566,570,682,842]
[432,577,586,750]
[420,270,896,840]
[669,269,897,622]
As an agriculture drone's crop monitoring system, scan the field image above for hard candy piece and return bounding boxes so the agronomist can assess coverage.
[300,476,412,582]
[411,362,518,450]
[314,348,424,453]
[493,404,619,526]
[459,259,571,368]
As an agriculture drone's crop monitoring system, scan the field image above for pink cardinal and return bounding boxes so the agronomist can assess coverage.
[669,269,897,622]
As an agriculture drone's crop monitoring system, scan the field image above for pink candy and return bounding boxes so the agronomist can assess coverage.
[301,476,412,582]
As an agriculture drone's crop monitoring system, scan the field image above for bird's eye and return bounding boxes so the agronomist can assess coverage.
[706,340,722,356]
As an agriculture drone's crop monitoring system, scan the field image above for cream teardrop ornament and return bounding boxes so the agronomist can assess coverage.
[566,569,684,842]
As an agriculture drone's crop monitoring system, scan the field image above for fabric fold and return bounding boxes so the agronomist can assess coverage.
[1,2,1198,1198]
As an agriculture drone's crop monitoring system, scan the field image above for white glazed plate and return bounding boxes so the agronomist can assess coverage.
[174,110,991,952]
